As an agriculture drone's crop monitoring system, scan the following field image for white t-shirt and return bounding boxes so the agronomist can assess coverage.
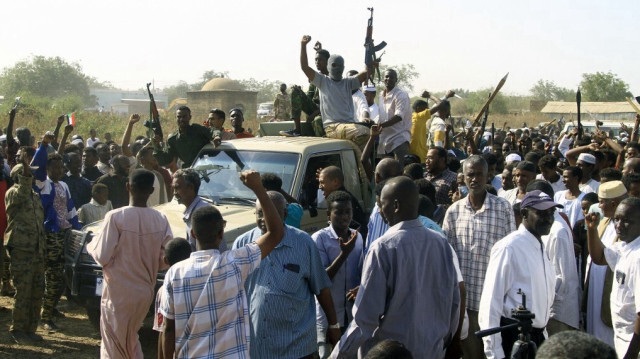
[554,190,586,227]
[311,71,360,125]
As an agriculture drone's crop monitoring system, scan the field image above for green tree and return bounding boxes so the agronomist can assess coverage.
[0,56,93,104]
[580,71,631,101]
[238,78,282,103]
[377,64,420,93]
[530,79,574,101]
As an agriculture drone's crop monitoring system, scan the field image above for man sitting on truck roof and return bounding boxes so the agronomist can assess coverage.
[153,106,215,169]
[297,34,372,150]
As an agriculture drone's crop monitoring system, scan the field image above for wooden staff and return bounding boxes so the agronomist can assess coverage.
[472,73,509,127]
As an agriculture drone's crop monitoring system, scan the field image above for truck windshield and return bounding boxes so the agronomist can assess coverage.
[192,149,299,203]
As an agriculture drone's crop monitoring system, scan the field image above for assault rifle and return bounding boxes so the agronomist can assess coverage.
[145,82,163,140]
[364,7,386,85]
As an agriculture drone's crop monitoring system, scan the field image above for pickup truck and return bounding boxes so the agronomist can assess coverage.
[64,136,373,328]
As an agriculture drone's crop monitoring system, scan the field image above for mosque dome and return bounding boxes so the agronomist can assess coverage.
[200,77,244,91]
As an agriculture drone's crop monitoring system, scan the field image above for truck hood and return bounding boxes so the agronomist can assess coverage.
[82,199,259,248]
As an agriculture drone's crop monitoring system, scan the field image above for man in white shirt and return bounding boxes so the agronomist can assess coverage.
[538,154,566,194]
[378,69,412,167]
[586,197,640,359]
[577,153,600,194]
[479,190,558,359]
[363,86,379,123]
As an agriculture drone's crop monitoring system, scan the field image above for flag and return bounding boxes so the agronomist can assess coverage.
[67,112,76,126]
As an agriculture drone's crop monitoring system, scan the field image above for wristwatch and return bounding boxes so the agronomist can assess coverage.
[328,323,340,330]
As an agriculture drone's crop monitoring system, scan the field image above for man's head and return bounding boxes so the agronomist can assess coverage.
[90,128,97,138]
[364,86,376,106]
[172,168,200,206]
[598,180,628,218]
[412,99,428,114]
[104,132,112,142]
[127,168,155,201]
[519,136,533,154]
[326,190,353,232]
[380,176,419,226]
[255,191,287,234]
[328,54,345,81]
[403,163,424,180]
[614,197,640,243]
[91,183,109,206]
[482,153,498,181]
[538,154,559,182]
[229,108,244,131]
[364,339,414,359]
[319,166,344,198]
[463,155,488,195]
[96,143,111,163]
[207,108,226,129]
[581,192,599,217]
[576,153,597,180]
[526,179,555,198]
[261,173,283,192]
[599,167,622,183]
[626,143,640,159]
[375,158,402,184]
[191,206,225,249]
[623,157,640,176]
[315,49,330,74]
[66,152,82,176]
[425,147,447,175]
[109,143,122,158]
[280,83,287,93]
[176,106,192,132]
[383,69,397,91]
[112,155,130,177]
[513,161,537,191]
[520,190,563,238]
[47,153,65,182]
[163,238,192,266]
[83,146,98,168]
[15,127,32,147]
[535,330,616,359]
[501,164,515,191]
[137,147,158,170]
[623,173,640,198]
[562,166,583,191]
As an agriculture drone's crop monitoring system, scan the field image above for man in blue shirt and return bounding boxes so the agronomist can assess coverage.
[233,193,341,359]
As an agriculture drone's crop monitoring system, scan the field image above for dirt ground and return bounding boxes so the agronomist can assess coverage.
[0,294,159,358]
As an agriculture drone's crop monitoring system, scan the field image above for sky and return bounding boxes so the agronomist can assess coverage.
[1,0,638,97]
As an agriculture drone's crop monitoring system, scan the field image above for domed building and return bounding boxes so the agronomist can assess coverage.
[187,77,258,130]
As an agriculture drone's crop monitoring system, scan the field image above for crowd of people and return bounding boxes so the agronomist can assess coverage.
[2,33,640,359]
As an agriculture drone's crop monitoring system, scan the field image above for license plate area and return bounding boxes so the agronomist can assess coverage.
[95,277,103,296]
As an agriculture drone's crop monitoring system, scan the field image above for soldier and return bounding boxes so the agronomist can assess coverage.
[273,83,291,121]
[5,159,47,342]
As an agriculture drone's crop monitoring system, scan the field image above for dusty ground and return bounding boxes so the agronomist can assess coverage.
[0,294,158,358]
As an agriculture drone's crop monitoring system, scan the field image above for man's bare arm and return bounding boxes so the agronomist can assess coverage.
[300,35,316,82]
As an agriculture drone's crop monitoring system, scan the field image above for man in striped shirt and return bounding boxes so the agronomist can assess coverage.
[444,155,516,359]
[161,171,284,358]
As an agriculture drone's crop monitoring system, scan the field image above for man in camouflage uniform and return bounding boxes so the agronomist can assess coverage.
[273,83,291,121]
[5,161,46,342]
[280,44,329,137]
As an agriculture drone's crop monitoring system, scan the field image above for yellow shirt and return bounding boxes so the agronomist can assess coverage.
[409,109,431,163]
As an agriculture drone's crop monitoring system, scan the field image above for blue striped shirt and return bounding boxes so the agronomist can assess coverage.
[233,225,332,359]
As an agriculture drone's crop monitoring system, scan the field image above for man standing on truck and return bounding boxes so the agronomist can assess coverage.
[153,106,214,169]
[87,169,173,358]
[297,35,372,149]
[274,83,291,121]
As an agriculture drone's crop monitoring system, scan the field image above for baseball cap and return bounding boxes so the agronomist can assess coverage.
[521,190,564,211]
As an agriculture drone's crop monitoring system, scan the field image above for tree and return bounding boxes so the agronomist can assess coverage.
[0,56,93,104]
[465,88,508,115]
[238,78,282,103]
[530,79,574,101]
[377,63,420,93]
[580,72,631,101]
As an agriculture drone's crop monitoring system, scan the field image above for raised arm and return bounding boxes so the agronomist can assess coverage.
[300,35,316,82]
[52,115,65,147]
[585,212,607,265]
[360,124,381,182]
[57,124,74,154]
[122,114,141,157]
[240,170,285,259]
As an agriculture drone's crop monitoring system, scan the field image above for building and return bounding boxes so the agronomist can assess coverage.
[89,88,168,115]
[541,101,637,122]
[187,78,258,130]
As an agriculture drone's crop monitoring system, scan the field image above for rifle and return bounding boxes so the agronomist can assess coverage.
[145,82,163,140]
[364,7,387,85]
[576,88,582,140]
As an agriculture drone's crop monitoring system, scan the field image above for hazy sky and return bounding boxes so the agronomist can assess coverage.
[1,0,638,97]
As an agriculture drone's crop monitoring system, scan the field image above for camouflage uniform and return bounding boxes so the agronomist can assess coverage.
[5,168,46,334]
[273,92,291,121]
[290,85,325,137]
[41,230,67,322]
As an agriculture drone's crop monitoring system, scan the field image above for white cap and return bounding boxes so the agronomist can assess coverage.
[363,85,376,92]
[577,153,596,165]
[505,153,522,162]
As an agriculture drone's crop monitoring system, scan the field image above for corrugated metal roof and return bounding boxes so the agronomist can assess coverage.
[541,101,636,114]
